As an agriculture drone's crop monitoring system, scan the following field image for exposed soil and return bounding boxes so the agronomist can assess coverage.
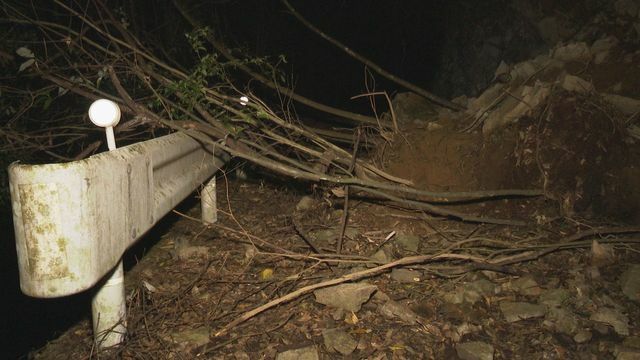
[385,90,640,223]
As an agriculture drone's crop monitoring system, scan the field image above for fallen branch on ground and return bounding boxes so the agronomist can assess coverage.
[214,226,640,336]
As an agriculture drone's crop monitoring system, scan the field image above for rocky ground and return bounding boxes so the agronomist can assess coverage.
[30,174,640,359]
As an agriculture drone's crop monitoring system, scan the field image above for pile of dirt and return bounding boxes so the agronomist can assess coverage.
[384,91,640,223]
[384,32,640,223]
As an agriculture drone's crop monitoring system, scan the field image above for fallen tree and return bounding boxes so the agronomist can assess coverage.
[1,0,542,227]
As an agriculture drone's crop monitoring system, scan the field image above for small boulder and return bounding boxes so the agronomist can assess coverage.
[546,307,580,335]
[378,300,420,325]
[591,240,616,267]
[322,328,357,356]
[604,94,640,116]
[539,288,571,308]
[391,268,422,283]
[295,196,315,211]
[507,276,542,296]
[314,283,377,312]
[573,330,592,344]
[456,341,495,360]
[275,346,319,360]
[560,74,594,93]
[553,42,591,62]
[500,301,546,323]
[168,326,210,347]
[395,233,420,253]
[591,307,630,336]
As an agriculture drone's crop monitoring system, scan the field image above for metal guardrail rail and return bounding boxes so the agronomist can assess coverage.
[8,100,228,348]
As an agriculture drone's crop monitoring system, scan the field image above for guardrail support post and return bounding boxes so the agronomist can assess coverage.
[91,260,126,348]
[201,177,217,225]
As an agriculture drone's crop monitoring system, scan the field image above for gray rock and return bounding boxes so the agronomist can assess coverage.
[482,82,550,134]
[573,330,592,344]
[295,196,315,211]
[553,42,591,62]
[390,268,421,283]
[276,346,319,360]
[600,294,626,312]
[331,308,345,321]
[391,92,437,126]
[591,36,619,54]
[560,74,594,94]
[500,301,546,323]
[510,60,538,83]
[591,240,616,267]
[591,36,619,64]
[467,279,497,297]
[616,348,640,360]
[314,283,377,312]
[309,227,357,245]
[456,341,495,360]
[378,300,419,325]
[344,227,358,239]
[591,307,630,336]
[468,84,503,114]
[603,94,640,116]
[173,244,209,261]
[567,273,592,300]
[444,279,497,305]
[546,307,580,335]
[395,233,420,253]
[233,351,250,360]
[168,326,210,347]
[322,328,358,355]
[508,276,542,296]
[427,122,443,131]
[372,290,391,303]
[594,322,612,335]
[443,288,466,305]
[371,248,392,263]
[620,264,640,302]
[539,289,571,307]
[310,229,337,245]
[445,322,482,343]
[624,336,640,349]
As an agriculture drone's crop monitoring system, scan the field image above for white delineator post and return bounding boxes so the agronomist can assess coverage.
[201,178,217,225]
[88,99,126,348]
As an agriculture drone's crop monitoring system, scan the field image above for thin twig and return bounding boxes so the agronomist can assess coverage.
[281,0,464,112]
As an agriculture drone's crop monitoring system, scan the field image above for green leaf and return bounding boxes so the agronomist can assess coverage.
[16,47,34,58]
[18,58,35,72]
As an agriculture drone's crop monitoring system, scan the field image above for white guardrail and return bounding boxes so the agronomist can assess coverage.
[8,100,228,348]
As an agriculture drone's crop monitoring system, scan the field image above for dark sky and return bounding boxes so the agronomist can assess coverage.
[194,0,449,112]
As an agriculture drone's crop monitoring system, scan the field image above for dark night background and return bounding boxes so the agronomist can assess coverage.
[162,1,448,110]
[0,0,605,357]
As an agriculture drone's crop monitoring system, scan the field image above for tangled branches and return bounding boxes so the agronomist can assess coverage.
[1,0,542,225]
